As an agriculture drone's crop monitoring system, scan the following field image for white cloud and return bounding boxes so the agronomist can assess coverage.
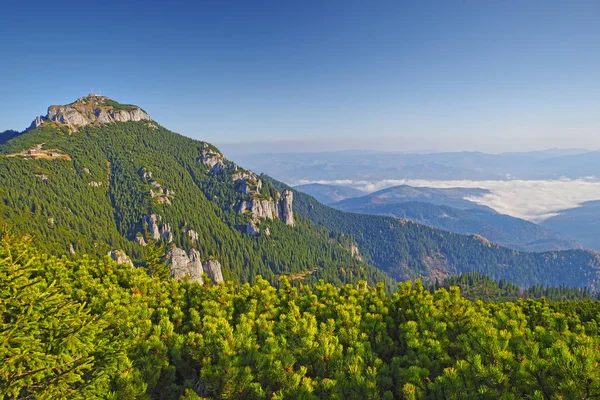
[294,178,600,222]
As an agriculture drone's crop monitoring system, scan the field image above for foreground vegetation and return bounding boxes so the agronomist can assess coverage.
[3,235,600,399]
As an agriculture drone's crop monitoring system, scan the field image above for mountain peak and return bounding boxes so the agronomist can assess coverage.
[28,94,152,131]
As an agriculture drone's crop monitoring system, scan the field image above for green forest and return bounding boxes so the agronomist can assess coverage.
[2,117,600,291]
[3,234,600,399]
[274,178,600,289]
[0,121,391,289]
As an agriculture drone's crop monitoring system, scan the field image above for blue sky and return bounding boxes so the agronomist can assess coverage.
[1,0,599,152]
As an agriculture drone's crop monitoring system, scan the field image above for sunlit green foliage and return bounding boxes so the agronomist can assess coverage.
[3,235,600,399]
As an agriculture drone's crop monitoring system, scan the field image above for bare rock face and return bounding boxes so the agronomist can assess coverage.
[28,94,152,131]
[68,243,76,255]
[142,214,161,241]
[198,146,225,169]
[150,186,173,205]
[278,190,295,227]
[350,243,363,261]
[160,223,174,243]
[140,214,174,242]
[167,247,224,284]
[29,116,45,130]
[167,247,204,284]
[135,235,147,246]
[203,259,224,284]
[238,198,278,220]
[108,250,133,267]
[47,105,88,126]
[187,229,199,243]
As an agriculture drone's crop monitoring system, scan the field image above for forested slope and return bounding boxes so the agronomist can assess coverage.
[0,104,392,288]
[271,178,600,289]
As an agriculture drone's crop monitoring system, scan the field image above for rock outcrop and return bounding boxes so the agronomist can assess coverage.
[143,214,161,241]
[198,145,225,170]
[187,229,199,243]
[278,190,295,227]
[166,247,224,284]
[28,94,151,131]
[108,250,133,267]
[203,259,224,284]
[237,191,295,228]
[135,235,147,246]
[141,214,172,242]
[160,223,174,243]
[350,243,363,261]
[168,247,204,283]
[238,198,279,220]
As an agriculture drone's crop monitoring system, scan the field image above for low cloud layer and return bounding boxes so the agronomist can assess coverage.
[294,178,600,222]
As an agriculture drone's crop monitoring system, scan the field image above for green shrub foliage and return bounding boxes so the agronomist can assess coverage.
[3,235,600,399]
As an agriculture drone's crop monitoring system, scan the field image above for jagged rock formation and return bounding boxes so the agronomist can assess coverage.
[160,223,173,243]
[203,259,224,284]
[238,198,279,220]
[237,192,295,228]
[168,247,204,283]
[141,214,173,243]
[278,190,295,227]
[187,229,199,243]
[108,250,133,267]
[197,144,294,235]
[233,170,263,195]
[68,243,76,255]
[140,169,173,204]
[135,235,147,246]
[150,185,173,205]
[198,144,226,170]
[350,243,363,261]
[88,181,102,187]
[28,93,151,131]
[166,247,224,284]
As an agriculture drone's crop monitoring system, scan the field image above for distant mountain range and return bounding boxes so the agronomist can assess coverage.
[296,183,581,252]
[226,149,600,183]
[542,200,600,251]
[2,94,600,290]
[333,185,492,211]
[294,183,364,204]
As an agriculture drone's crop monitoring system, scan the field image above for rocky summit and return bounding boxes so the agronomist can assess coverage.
[28,93,151,130]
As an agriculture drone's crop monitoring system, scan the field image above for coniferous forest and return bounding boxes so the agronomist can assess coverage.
[3,234,600,399]
[2,100,600,399]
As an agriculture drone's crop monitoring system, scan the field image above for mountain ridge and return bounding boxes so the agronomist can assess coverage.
[2,94,599,291]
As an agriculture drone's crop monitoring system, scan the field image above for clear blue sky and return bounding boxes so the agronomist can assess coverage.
[1,0,599,152]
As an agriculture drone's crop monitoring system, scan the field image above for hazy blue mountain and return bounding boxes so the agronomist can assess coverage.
[332,185,492,211]
[269,177,600,289]
[224,149,600,183]
[541,201,600,251]
[294,183,364,204]
[336,200,581,252]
